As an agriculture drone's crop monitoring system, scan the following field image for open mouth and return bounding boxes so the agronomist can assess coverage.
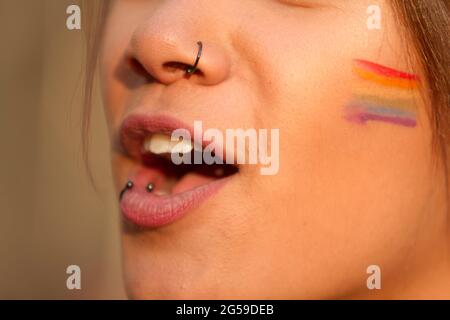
[139,133,238,196]
[117,114,239,228]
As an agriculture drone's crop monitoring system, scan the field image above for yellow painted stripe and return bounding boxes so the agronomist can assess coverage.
[353,84,422,101]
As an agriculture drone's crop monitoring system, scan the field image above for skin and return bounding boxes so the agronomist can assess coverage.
[99,0,450,299]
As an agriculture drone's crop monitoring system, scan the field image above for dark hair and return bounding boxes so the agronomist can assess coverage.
[82,0,450,182]
[391,0,450,171]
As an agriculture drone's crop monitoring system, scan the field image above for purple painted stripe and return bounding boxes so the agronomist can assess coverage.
[345,112,417,127]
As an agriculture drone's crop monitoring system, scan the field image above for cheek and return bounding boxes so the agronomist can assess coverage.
[249,33,434,284]
[99,41,125,132]
[100,10,145,131]
[246,92,434,297]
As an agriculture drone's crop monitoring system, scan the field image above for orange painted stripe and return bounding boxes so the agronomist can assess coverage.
[353,67,419,89]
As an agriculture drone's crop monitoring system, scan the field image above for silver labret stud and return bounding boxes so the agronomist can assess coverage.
[146,183,154,193]
[119,180,134,201]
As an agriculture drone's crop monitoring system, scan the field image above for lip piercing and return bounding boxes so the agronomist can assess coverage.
[146,183,155,193]
[185,41,203,75]
[119,180,134,201]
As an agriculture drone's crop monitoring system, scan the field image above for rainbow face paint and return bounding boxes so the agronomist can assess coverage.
[344,59,420,127]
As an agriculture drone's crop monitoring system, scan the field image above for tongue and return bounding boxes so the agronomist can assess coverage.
[131,166,167,192]
[172,172,216,194]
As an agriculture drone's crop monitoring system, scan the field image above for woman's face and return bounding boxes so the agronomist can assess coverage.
[100,0,446,298]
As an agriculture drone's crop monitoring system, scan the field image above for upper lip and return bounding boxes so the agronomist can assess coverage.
[118,113,229,164]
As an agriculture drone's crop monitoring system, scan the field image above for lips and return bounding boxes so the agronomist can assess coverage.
[117,114,238,228]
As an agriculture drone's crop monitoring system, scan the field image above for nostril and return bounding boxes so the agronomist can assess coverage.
[162,61,204,77]
[129,57,155,82]
[129,58,145,75]
[163,61,191,73]
[115,57,156,89]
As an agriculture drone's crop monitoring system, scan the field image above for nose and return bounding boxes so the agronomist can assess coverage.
[127,10,231,86]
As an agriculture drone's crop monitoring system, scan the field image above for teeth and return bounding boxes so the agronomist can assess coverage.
[171,139,194,154]
[144,134,193,155]
[144,134,170,154]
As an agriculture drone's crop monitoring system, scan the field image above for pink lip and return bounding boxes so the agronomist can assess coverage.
[118,113,231,228]
[119,114,196,160]
[120,173,228,228]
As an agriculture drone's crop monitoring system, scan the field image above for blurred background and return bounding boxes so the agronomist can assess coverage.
[0,0,126,299]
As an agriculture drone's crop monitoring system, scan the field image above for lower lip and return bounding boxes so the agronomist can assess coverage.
[120,169,229,228]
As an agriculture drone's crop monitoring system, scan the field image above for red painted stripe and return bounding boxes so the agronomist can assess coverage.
[354,59,420,81]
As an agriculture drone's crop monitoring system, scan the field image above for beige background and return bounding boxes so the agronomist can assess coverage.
[0,0,126,299]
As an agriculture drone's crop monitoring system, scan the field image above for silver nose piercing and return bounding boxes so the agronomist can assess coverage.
[186,41,203,75]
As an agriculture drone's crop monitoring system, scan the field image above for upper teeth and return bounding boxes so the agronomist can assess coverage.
[144,134,193,154]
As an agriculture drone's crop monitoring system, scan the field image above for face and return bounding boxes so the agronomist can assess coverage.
[100,0,446,299]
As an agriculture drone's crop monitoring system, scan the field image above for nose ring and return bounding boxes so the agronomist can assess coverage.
[186,41,203,75]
